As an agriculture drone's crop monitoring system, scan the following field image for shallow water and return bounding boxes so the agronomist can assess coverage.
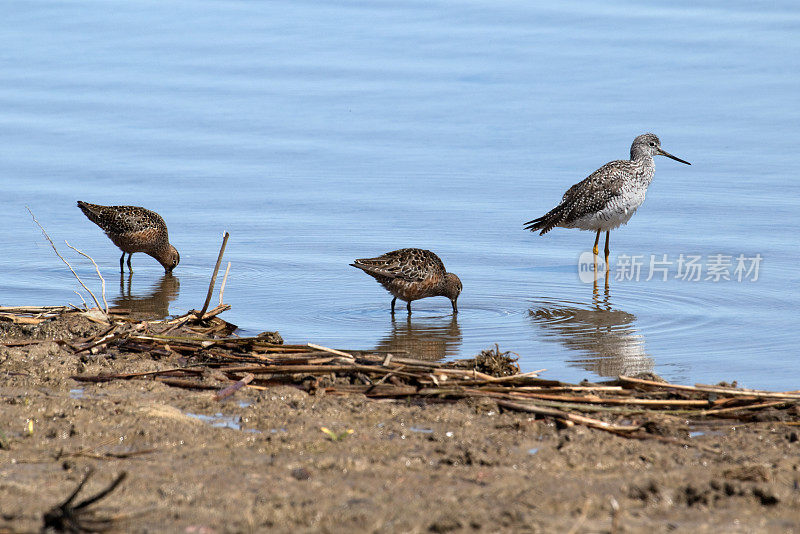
[1,1,799,389]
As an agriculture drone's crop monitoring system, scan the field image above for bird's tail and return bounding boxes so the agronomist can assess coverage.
[350,261,395,279]
[76,201,105,226]
[523,205,564,235]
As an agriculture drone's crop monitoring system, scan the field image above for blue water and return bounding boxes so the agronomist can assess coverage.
[1,1,799,389]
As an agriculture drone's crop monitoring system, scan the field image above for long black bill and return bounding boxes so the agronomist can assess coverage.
[659,148,691,165]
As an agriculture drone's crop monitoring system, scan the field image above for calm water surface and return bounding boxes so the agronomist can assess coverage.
[1,1,799,389]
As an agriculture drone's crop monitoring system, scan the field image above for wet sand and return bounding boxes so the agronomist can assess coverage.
[1,313,799,533]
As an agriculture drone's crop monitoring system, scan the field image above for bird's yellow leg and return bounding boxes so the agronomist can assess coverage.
[604,231,611,266]
[593,230,600,256]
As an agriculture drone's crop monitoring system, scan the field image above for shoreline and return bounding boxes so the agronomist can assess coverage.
[1,306,799,532]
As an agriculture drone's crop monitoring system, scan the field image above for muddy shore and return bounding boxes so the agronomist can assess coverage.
[1,311,799,533]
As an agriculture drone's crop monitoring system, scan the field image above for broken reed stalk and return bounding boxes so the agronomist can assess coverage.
[619,375,800,400]
[214,372,254,401]
[495,399,640,433]
[0,306,71,313]
[65,240,108,314]
[73,291,88,309]
[218,262,231,306]
[307,343,355,360]
[197,232,230,319]
[27,207,106,314]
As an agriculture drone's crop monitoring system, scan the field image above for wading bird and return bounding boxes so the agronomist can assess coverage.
[350,248,462,314]
[77,201,180,273]
[524,133,690,265]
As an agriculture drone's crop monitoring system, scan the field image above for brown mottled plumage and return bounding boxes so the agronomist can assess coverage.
[77,201,180,273]
[350,248,462,314]
[524,133,690,264]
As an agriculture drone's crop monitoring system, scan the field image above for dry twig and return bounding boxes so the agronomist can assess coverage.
[307,343,355,360]
[66,240,108,313]
[197,232,230,319]
[219,261,231,305]
[27,207,106,314]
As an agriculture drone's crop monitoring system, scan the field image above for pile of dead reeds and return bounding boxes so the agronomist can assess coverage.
[3,304,799,448]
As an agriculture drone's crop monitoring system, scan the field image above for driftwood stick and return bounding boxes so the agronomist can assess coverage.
[218,262,231,305]
[503,386,626,393]
[73,327,123,354]
[155,378,218,390]
[495,397,665,415]
[478,371,548,383]
[0,306,71,313]
[307,343,355,360]
[215,373,254,401]
[469,370,497,381]
[702,400,791,415]
[357,353,444,368]
[65,241,108,314]
[495,399,641,433]
[507,391,711,407]
[71,365,205,382]
[197,232,229,319]
[27,207,105,314]
[619,375,800,400]
[200,304,231,321]
[365,365,408,394]
[217,363,420,378]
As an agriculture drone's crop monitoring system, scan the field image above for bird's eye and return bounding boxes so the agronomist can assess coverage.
[649,142,655,147]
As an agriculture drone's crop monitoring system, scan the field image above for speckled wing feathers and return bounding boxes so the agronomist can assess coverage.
[352,248,446,284]
[77,202,168,238]
[525,160,632,234]
[559,160,631,222]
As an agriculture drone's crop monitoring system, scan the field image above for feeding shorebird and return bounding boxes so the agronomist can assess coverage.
[524,133,690,265]
[350,248,462,314]
[77,201,180,273]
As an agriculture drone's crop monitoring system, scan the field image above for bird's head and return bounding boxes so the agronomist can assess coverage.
[632,133,691,165]
[442,273,462,313]
[160,245,180,273]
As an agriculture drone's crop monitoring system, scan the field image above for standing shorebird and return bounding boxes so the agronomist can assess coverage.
[77,201,180,273]
[524,133,690,264]
[350,248,462,314]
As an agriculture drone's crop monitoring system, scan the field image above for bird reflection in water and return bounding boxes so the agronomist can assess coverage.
[529,278,654,377]
[111,273,180,320]
[375,315,462,361]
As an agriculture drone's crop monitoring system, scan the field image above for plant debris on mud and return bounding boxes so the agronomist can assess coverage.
[2,305,800,533]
